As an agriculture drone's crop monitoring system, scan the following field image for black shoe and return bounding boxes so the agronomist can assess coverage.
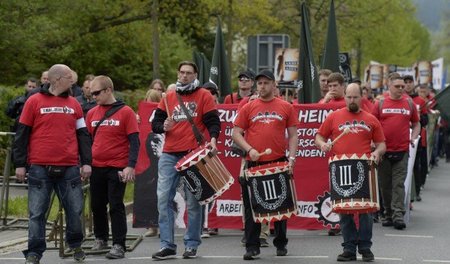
[381,218,393,227]
[276,247,288,256]
[243,249,260,260]
[416,194,422,202]
[328,228,341,236]
[241,236,246,247]
[182,248,197,259]
[260,238,269,247]
[72,247,86,262]
[25,255,40,264]
[337,251,356,261]
[394,220,406,230]
[359,249,375,262]
[152,248,177,260]
[105,244,125,259]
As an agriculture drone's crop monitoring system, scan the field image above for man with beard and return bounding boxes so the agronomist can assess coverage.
[315,83,386,262]
[151,61,221,260]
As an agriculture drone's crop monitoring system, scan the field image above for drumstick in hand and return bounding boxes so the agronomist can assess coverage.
[162,93,171,119]
[257,148,272,157]
[331,127,350,145]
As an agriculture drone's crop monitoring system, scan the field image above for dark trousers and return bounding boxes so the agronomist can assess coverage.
[414,145,428,195]
[240,158,288,251]
[90,167,127,247]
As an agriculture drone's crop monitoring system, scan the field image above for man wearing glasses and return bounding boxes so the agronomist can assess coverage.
[151,61,220,260]
[223,70,255,104]
[13,64,92,264]
[86,75,139,259]
[371,73,420,231]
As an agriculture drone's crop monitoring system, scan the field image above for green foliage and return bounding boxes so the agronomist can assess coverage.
[0,0,435,89]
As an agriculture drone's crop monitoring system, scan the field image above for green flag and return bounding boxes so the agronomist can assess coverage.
[298,2,320,103]
[209,17,231,103]
[435,86,450,121]
[193,51,211,85]
[321,0,340,72]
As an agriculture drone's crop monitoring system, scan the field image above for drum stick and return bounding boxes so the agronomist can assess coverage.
[331,127,350,145]
[162,92,171,119]
[257,148,272,157]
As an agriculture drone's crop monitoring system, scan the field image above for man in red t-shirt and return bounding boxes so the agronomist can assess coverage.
[403,75,428,201]
[232,70,298,260]
[372,73,420,230]
[151,61,221,260]
[316,83,386,262]
[223,70,255,104]
[13,64,92,263]
[86,75,139,259]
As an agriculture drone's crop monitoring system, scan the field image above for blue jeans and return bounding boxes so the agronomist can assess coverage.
[340,213,373,253]
[157,153,202,251]
[24,165,84,260]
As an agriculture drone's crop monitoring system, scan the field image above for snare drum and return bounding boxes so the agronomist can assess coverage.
[175,145,234,205]
[329,153,379,214]
[245,162,298,223]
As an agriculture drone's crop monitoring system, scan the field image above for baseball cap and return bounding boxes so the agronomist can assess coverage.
[238,70,255,80]
[201,82,218,95]
[255,70,275,81]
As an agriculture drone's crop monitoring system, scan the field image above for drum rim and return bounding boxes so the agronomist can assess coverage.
[175,145,211,170]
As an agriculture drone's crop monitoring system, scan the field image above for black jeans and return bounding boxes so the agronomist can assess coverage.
[90,167,127,247]
[240,157,288,251]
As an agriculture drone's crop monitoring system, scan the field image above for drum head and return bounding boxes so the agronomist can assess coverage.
[175,146,211,171]
[245,161,289,177]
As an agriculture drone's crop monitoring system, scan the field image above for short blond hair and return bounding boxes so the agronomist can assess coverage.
[92,75,114,91]
[145,89,161,102]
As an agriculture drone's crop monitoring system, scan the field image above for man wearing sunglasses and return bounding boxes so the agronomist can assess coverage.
[86,75,139,259]
[223,70,255,104]
[371,73,420,231]
[13,64,92,264]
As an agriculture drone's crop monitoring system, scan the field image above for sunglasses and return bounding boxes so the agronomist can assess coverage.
[91,88,107,96]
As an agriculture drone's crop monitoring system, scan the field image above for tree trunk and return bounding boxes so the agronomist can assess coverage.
[152,0,160,79]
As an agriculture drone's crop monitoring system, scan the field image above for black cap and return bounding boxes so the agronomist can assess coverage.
[403,75,414,81]
[255,70,275,81]
[238,70,255,80]
[352,78,361,85]
[201,82,218,95]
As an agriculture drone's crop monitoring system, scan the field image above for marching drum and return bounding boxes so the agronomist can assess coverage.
[175,145,234,205]
[244,162,298,223]
[329,154,379,214]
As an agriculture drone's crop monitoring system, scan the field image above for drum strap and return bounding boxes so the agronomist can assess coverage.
[176,93,205,145]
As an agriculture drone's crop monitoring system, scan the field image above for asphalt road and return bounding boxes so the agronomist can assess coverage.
[1,161,450,264]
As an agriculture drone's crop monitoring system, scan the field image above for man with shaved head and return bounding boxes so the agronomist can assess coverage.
[316,83,386,262]
[13,64,92,264]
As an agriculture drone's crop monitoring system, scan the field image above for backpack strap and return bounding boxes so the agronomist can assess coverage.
[92,101,126,140]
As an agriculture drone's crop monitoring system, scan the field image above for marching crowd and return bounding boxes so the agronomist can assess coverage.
[5,61,449,263]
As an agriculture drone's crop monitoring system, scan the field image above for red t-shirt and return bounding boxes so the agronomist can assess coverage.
[223,92,244,104]
[411,95,427,115]
[234,97,299,161]
[372,97,419,152]
[86,105,139,168]
[158,88,217,152]
[317,108,385,156]
[19,93,84,166]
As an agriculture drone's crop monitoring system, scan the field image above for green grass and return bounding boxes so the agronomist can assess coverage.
[5,183,135,220]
